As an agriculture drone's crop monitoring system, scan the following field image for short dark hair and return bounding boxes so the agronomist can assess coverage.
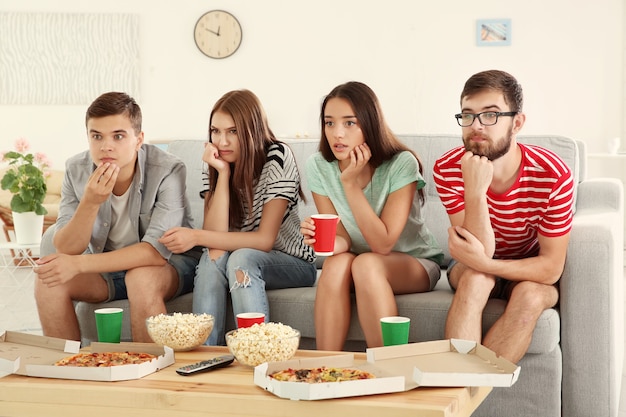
[85,92,142,134]
[461,70,523,112]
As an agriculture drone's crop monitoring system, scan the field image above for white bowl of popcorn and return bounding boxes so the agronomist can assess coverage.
[225,322,300,367]
[146,312,214,351]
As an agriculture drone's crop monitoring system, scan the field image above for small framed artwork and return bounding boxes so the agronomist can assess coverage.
[476,19,511,46]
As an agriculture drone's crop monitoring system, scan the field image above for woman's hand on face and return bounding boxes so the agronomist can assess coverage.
[203,142,230,174]
[300,217,316,247]
[340,143,371,185]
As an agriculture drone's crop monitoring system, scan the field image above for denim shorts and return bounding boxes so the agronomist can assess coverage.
[417,258,441,291]
[102,249,200,302]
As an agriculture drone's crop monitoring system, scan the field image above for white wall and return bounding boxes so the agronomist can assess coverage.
[0,0,623,169]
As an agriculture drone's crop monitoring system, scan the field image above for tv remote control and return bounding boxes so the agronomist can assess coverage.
[176,354,235,376]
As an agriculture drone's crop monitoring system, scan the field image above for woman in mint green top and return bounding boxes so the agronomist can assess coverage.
[301,81,443,350]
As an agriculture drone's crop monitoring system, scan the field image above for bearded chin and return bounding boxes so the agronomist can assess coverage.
[463,126,514,161]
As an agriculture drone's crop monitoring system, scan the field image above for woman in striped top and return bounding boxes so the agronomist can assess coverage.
[433,70,574,363]
[161,89,316,345]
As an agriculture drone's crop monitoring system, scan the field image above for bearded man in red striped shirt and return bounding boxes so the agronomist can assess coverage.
[433,70,574,363]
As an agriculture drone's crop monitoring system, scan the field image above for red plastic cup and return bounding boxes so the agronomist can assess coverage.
[311,214,340,256]
[236,312,265,328]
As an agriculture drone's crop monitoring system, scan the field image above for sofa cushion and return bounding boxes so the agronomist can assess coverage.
[266,285,559,355]
[76,281,559,355]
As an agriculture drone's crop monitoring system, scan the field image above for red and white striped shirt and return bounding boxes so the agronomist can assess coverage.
[433,144,574,259]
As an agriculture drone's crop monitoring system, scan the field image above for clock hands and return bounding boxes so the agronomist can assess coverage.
[205,26,221,36]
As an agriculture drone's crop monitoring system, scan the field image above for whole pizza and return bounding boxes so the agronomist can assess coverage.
[269,366,375,383]
[54,351,157,367]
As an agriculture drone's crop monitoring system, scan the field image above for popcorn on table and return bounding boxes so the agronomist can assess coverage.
[227,322,299,366]
[146,312,214,350]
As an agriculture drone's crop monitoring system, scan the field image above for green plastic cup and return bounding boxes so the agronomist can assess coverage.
[380,316,410,346]
[95,308,123,343]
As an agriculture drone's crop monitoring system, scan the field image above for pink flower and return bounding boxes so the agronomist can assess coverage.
[15,137,30,153]
[0,151,5,161]
[1,137,49,214]
[35,152,52,169]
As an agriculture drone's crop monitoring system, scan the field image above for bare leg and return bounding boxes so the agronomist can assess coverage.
[34,272,108,341]
[353,252,431,347]
[445,264,496,343]
[482,281,558,363]
[314,253,355,351]
[125,264,179,343]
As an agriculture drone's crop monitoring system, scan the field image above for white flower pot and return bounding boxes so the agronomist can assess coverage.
[12,211,44,245]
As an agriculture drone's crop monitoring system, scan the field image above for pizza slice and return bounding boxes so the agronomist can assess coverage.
[269,366,375,383]
[54,351,156,367]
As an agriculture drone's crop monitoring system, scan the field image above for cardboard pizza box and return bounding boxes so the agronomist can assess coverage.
[255,339,519,401]
[366,339,520,389]
[0,331,174,381]
[254,353,405,400]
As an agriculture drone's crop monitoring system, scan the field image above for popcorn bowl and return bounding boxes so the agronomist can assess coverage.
[146,312,214,351]
[225,322,300,367]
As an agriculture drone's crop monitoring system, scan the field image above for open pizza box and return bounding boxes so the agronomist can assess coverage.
[0,330,174,381]
[254,338,519,401]
[366,339,520,390]
[254,353,406,400]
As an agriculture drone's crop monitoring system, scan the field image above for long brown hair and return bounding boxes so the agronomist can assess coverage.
[206,89,286,228]
[319,81,425,202]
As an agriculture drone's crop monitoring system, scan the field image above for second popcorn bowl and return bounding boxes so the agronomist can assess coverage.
[225,322,300,367]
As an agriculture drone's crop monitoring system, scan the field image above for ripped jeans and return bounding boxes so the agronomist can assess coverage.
[193,248,317,345]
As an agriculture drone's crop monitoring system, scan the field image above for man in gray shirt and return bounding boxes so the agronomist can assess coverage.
[35,92,198,343]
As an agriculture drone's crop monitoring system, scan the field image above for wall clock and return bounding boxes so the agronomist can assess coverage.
[193,10,242,59]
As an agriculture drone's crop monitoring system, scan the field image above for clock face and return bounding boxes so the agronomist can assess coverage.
[194,10,242,59]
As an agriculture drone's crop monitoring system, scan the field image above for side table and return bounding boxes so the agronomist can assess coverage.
[0,242,41,334]
[0,242,39,271]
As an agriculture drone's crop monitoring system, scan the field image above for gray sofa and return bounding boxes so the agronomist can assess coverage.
[68,135,623,417]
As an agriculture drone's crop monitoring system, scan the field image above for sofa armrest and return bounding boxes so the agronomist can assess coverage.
[560,178,624,417]
[575,177,623,211]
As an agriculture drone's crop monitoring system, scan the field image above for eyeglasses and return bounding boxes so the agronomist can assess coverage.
[454,111,518,127]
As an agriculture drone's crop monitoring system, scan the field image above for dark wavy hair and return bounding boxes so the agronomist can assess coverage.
[319,81,425,202]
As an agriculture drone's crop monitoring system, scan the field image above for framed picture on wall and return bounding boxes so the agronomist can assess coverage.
[476,19,511,46]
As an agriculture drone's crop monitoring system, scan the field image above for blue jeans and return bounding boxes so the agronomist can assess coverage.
[193,248,317,345]
[102,252,199,302]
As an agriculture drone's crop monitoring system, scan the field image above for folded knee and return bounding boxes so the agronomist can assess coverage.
[509,281,558,311]
[455,270,496,294]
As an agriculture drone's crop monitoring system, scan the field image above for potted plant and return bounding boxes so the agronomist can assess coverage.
[1,138,51,244]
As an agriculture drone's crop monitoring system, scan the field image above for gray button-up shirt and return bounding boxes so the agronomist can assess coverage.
[56,144,194,260]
